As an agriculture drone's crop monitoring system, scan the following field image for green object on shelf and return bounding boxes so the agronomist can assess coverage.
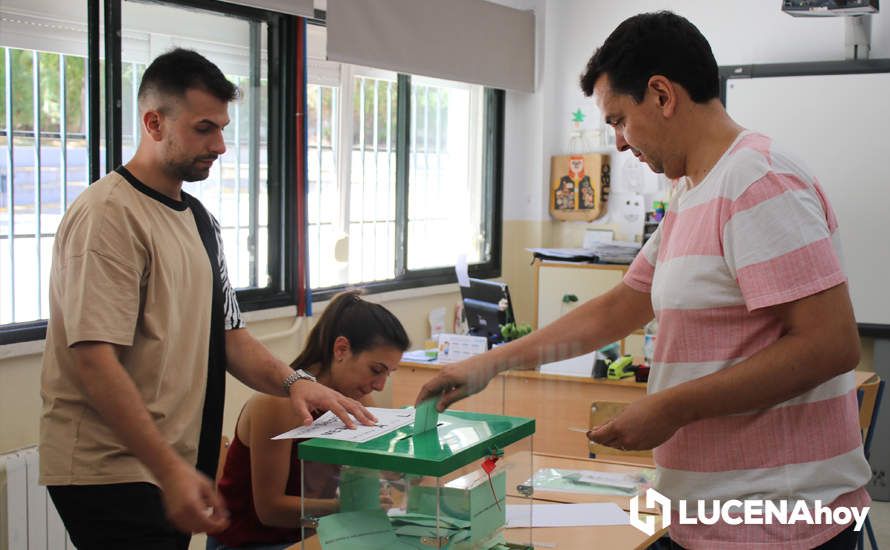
[607,355,635,380]
[562,293,579,304]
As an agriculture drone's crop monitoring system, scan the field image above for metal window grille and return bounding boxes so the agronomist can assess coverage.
[306,74,399,290]
[1,44,268,326]
[1,48,91,325]
[348,75,397,285]
[180,73,269,291]
[407,80,484,271]
[306,83,340,289]
[306,71,488,290]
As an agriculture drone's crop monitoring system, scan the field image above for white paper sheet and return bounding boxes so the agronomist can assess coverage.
[505,502,629,528]
[455,254,470,287]
[273,407,415,443]
[538,351,597,377]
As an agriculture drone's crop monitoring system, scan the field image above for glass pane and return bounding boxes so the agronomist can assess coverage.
[121,1,269,291]
[1,12,92,323]
[306,83,343,289]
[348,75,397,285]
[407,78,486,271]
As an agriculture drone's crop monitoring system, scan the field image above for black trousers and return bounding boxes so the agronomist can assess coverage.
[48,483,190,550]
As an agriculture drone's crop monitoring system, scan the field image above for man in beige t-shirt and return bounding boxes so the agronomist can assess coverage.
[40,49,375,550]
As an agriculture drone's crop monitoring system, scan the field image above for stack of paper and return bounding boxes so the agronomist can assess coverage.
[273,407,415,443]
[390,512,472,546]
[571,471,639,492]
[401,349,437,363]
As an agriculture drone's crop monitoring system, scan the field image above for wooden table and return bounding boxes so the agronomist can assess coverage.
[392,360,648,458]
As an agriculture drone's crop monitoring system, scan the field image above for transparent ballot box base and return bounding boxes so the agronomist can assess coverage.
[298,409,535,549]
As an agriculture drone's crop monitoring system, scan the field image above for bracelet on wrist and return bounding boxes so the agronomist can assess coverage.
[283,368,317,394]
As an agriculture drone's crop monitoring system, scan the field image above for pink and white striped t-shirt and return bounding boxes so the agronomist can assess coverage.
[624,131,871,549]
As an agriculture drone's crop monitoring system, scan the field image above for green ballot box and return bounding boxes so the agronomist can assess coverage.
[298,409,535,550]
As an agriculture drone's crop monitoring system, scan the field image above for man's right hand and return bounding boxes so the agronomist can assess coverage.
[158,461,229,534]
[289,379,377,429]
[415,361,495,412]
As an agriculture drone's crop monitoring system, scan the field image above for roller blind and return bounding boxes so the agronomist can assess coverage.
[220,0,314,17]
[326,0,535,93]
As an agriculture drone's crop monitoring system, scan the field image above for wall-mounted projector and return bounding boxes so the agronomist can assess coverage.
[782,0,879,16]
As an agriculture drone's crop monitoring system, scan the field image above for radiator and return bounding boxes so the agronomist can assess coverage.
[0,447,72,550]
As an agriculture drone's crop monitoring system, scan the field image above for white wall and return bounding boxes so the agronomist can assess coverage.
[501,0,890,223]
[496,0,553,222]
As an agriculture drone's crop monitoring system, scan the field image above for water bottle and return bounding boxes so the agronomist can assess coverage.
[643,318,658,367]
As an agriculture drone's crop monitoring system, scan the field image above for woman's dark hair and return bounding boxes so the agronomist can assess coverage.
[137,48,239,108]
[579,11,719,104]
[290,290,411,373]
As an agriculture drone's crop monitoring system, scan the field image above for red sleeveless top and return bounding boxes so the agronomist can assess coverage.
[213,433,339,547]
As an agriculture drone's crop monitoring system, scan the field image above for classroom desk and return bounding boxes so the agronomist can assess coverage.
[392,360,648,458]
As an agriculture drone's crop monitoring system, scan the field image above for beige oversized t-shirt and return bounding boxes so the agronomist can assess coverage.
[39,169,213,486]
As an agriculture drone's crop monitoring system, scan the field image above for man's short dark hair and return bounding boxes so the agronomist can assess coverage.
[138,48,239,108]
[579,11,719,104]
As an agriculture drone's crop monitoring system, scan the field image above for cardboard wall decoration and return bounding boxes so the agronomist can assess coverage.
[549,153,609,221]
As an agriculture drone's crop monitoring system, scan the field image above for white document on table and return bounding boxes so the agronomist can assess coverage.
[272,407,415,444]
[505,502,629,528]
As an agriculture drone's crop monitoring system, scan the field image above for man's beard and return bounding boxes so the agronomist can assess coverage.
[165,156,217,182]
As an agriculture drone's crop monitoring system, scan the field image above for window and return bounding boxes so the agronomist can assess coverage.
[407,76,486,271]
[119,0,271,291]
[0,0,302,344]
[306,23,503,301]
[0,1,92,339]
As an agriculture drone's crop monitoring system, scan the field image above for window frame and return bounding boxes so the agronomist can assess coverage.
[0,0,303,344]
[306,19,504,304]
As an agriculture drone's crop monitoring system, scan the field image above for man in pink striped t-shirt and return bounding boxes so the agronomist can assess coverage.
[418,11,871,549]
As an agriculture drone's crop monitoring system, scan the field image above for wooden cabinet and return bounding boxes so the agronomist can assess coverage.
[534,260,644,359]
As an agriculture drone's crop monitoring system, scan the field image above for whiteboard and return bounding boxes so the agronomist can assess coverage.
[725,71,890,330]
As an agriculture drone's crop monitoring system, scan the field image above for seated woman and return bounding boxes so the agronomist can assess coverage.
[208,290,410,550]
